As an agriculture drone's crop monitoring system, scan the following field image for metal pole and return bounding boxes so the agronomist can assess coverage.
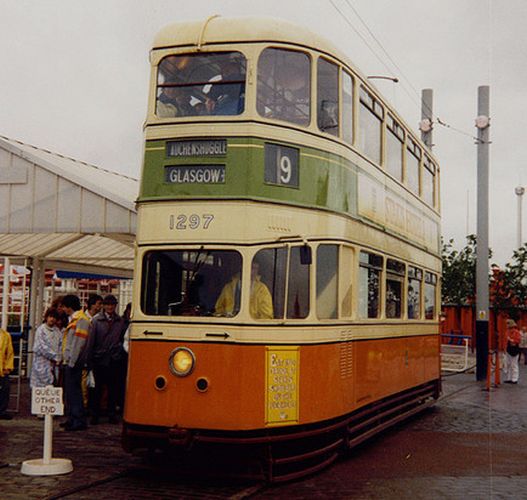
[516,186,525,249]
[475,86,490,381]
[420,89,434,150]
[2,257,10,330]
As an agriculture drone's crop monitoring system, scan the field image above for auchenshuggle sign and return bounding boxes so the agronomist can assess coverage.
[167,139,227,157]
[165,165,226,184]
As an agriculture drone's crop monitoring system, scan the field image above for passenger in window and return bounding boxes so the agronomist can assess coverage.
[214,270,242,317]
[157,85,193,118]
[214,262,273,319]
[408,285,418,319]
[205,61,245,116]
[249,261,274,319]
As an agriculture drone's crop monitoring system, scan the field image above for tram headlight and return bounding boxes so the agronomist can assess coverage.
[169,347,195,377]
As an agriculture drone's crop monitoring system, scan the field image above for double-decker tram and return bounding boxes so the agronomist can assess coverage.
[123,16,441,481]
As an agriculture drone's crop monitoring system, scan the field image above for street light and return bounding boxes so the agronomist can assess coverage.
[516,186,525,249]
[366,75,399,83]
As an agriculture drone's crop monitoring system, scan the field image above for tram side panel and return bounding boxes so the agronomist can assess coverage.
[124,333,439,434]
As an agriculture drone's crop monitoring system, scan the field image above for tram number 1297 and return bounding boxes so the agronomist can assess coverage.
[169,214,215,230]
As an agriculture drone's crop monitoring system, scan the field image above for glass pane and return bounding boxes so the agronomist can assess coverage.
[407,277,421,319]
[157,52,246,117]
[422,167,434,206]
[424,282,436,319]
[386,277,402,318]
[257,48,311,126]
[406,150,420,194]
[287,246,310,318]
[358,265,380,318]
[386,129,403,181]
[317,59,339,136]
[141,250,242,316]
[342,71,353,144]
[252,248,287,319]
[359,102,382,164]
[340,246,353,318]
[316,244,338,319]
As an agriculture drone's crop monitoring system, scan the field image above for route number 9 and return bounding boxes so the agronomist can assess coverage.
[265,143,299,188]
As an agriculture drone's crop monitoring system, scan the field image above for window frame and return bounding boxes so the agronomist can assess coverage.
[358,250,383,319]
[256,47,312,127]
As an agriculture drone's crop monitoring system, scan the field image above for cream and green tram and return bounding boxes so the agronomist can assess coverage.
[123,17,441,481]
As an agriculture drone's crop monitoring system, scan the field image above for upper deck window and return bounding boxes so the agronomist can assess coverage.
[359,86,384,165]
[406,138,421,195]
[156,52,246,117]
[422,155,436,207]
[257,48,311,126]
[386,115,404,181]
[317,58,339,136]
[342,70,354,144]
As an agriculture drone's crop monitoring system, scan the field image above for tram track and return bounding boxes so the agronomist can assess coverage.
[42,466,269,500]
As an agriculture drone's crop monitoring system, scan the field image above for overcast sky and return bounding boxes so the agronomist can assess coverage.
[0,0,524,265]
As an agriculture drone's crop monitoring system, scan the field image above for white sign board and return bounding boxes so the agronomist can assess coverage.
[31,386,64,416]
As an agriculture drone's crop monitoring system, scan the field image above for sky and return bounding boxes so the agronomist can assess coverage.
[0,0,524,265]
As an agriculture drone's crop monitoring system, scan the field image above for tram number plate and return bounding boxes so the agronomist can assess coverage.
[169,214,214,230]
[264,143,299,188]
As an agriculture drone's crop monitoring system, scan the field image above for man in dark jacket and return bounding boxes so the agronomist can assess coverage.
[85,294,125,424]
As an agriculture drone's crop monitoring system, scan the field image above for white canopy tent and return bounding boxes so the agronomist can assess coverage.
[0,135,139,340]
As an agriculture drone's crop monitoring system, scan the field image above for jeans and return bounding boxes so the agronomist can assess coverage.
[64,365,86,427]
[0,374,9,415]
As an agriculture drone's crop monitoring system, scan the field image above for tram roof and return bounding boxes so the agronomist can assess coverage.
[153,16,351,65]
[0,135,138,277]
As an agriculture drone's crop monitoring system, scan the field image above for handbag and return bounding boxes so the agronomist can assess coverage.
[507,342,520,357]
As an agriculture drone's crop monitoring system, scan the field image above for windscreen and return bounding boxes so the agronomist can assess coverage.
[156,52,246,117]
[141,250,242,317]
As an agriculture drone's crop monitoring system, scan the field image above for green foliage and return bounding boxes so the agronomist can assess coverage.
[441,235,478,305]
[494,243,527,310]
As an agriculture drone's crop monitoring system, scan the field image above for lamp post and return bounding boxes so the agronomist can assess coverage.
[515,186,525,249]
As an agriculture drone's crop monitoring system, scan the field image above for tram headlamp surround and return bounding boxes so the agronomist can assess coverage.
[169,347,195,377]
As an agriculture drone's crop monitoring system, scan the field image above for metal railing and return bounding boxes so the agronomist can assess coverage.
[440,334,473,372]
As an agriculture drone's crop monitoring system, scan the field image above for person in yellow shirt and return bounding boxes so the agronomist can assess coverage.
[215,261,273,319]
[0,328,14,419]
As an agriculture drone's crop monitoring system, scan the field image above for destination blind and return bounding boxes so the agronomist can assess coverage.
[165,165,226,184]
[167,139,227,157]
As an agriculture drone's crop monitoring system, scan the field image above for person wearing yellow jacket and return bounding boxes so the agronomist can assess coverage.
[0,328,14,419]
[215,261,273,319]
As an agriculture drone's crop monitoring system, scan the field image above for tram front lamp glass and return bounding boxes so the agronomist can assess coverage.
[169,347,195,376]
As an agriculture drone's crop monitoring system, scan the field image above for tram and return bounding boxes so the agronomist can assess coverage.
[123,16,441,481]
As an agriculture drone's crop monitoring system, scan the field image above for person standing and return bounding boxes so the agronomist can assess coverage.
[0,328,14,419]
[30,308,61,388]
[61,294,90,431]
[82,294,103,412]
[86,295,125,424]
[520,326,527,366]
[504,319,521,384]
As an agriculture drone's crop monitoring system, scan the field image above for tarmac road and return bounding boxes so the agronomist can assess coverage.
[1,365,526,499]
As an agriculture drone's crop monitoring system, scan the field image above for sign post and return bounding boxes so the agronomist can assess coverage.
[21,386,73,476]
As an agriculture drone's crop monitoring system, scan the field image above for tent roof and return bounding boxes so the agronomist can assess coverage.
[0,135,138,277]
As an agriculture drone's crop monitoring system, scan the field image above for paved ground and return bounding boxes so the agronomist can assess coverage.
[1,363,527,499]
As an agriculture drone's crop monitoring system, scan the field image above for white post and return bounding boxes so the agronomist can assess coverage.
[2,257,10,330]
[43,414,53,464]
[516,186,525,249]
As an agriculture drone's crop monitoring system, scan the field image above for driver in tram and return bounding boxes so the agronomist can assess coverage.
[214,261,273,319]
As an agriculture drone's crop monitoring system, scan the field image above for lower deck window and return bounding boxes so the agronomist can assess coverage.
[316,244,338,319]
[386,259,405,319]
[407,267,422,319]
[141,250,242,317]
[424,272,437,319]
[359,251,383,319]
